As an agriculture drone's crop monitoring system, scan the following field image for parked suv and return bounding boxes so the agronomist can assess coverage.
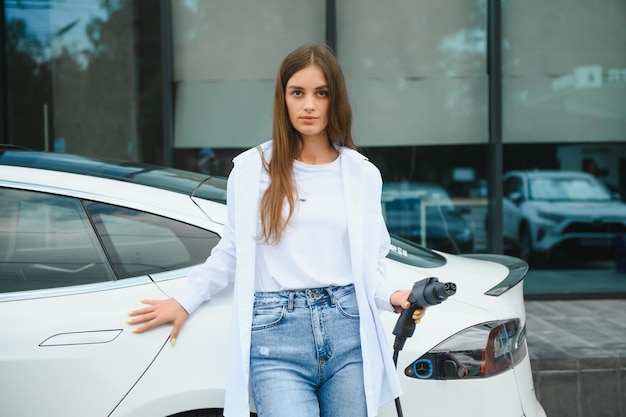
[502,170,626,264]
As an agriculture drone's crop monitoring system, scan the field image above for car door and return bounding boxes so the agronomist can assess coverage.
[0,186,219,416]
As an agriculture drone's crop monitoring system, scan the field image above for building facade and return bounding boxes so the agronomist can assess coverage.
[2,0,625,297]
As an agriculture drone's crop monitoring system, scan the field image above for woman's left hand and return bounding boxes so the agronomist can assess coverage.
[390,289,426,323]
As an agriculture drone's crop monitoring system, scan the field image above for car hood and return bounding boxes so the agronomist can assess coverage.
[529,200,626,218]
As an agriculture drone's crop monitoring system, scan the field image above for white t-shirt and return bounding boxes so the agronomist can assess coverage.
[255,156,353,291]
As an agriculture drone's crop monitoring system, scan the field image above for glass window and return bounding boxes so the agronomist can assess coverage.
[85,201,220,278]
[388,235,447,268]
[338,0,488,147]
[3,0,164,164]
[529,177,611,202]
[171,0,326,149]
[382,182,474,254]
[336,1,489,256]
[0,188,115,293]
[502,1,626,145]
[502,1,626,297]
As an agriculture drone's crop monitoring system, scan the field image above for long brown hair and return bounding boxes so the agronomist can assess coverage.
[259,44,356,244]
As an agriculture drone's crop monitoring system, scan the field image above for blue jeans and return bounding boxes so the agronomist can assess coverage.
[249,284,366,417]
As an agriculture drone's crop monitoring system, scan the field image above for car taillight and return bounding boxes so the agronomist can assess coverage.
[405,319,527,380]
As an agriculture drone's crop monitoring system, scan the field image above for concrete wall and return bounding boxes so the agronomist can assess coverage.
[532,358,626,417]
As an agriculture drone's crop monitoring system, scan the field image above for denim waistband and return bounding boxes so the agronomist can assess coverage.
[253,283,355,310]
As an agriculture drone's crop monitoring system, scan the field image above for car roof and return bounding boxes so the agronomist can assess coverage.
[0,149,227,203]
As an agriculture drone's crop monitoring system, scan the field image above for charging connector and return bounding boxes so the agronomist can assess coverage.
[392,277,456,417]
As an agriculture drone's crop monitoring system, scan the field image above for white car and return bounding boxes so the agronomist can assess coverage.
[0,149,545,417]
[502,170,626,264]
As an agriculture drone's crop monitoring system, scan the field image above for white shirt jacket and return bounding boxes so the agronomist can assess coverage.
[176,140,402,417]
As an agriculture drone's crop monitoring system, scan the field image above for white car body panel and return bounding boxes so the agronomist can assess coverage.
[110,278,236,417]
[0,278,172,416]
[0,157,545,417]
[192,196,227,225]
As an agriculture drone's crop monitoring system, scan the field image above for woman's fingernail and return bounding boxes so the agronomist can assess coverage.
[170,338,177,347]
[404,301,410,308]
[126,319,133,324]
[132,328,139,333]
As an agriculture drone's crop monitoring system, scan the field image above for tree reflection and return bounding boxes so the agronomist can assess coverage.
[5,0,143,160]
[6,18,52,150]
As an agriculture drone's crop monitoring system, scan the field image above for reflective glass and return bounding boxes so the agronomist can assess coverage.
[171,0,326,149]
[4,0,163,163]
[529,177,612,202]
[338,0,488,146]
[0,188,115,293]
[337,0,489,256]
[502,0,626,144]
[502,0,626,297]
[85,201,221,278]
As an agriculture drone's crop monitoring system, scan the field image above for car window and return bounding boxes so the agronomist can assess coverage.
[0,188,116,293]
[387,235,446,268]
[85,202,220,278]
[529,178,612,201]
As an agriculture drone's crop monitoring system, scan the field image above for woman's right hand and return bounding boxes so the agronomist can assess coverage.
[127,298,189,346]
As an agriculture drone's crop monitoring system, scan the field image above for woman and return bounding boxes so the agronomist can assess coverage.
[128,44,424,417]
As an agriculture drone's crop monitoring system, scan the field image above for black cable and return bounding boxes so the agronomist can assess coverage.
[393,344,404,417]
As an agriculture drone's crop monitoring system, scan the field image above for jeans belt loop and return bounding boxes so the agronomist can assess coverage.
[287,291,295,312]
[325,286,336,307]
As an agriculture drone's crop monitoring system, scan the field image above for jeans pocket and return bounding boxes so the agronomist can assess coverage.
[251,305,286,331]
[334,289,360,320]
